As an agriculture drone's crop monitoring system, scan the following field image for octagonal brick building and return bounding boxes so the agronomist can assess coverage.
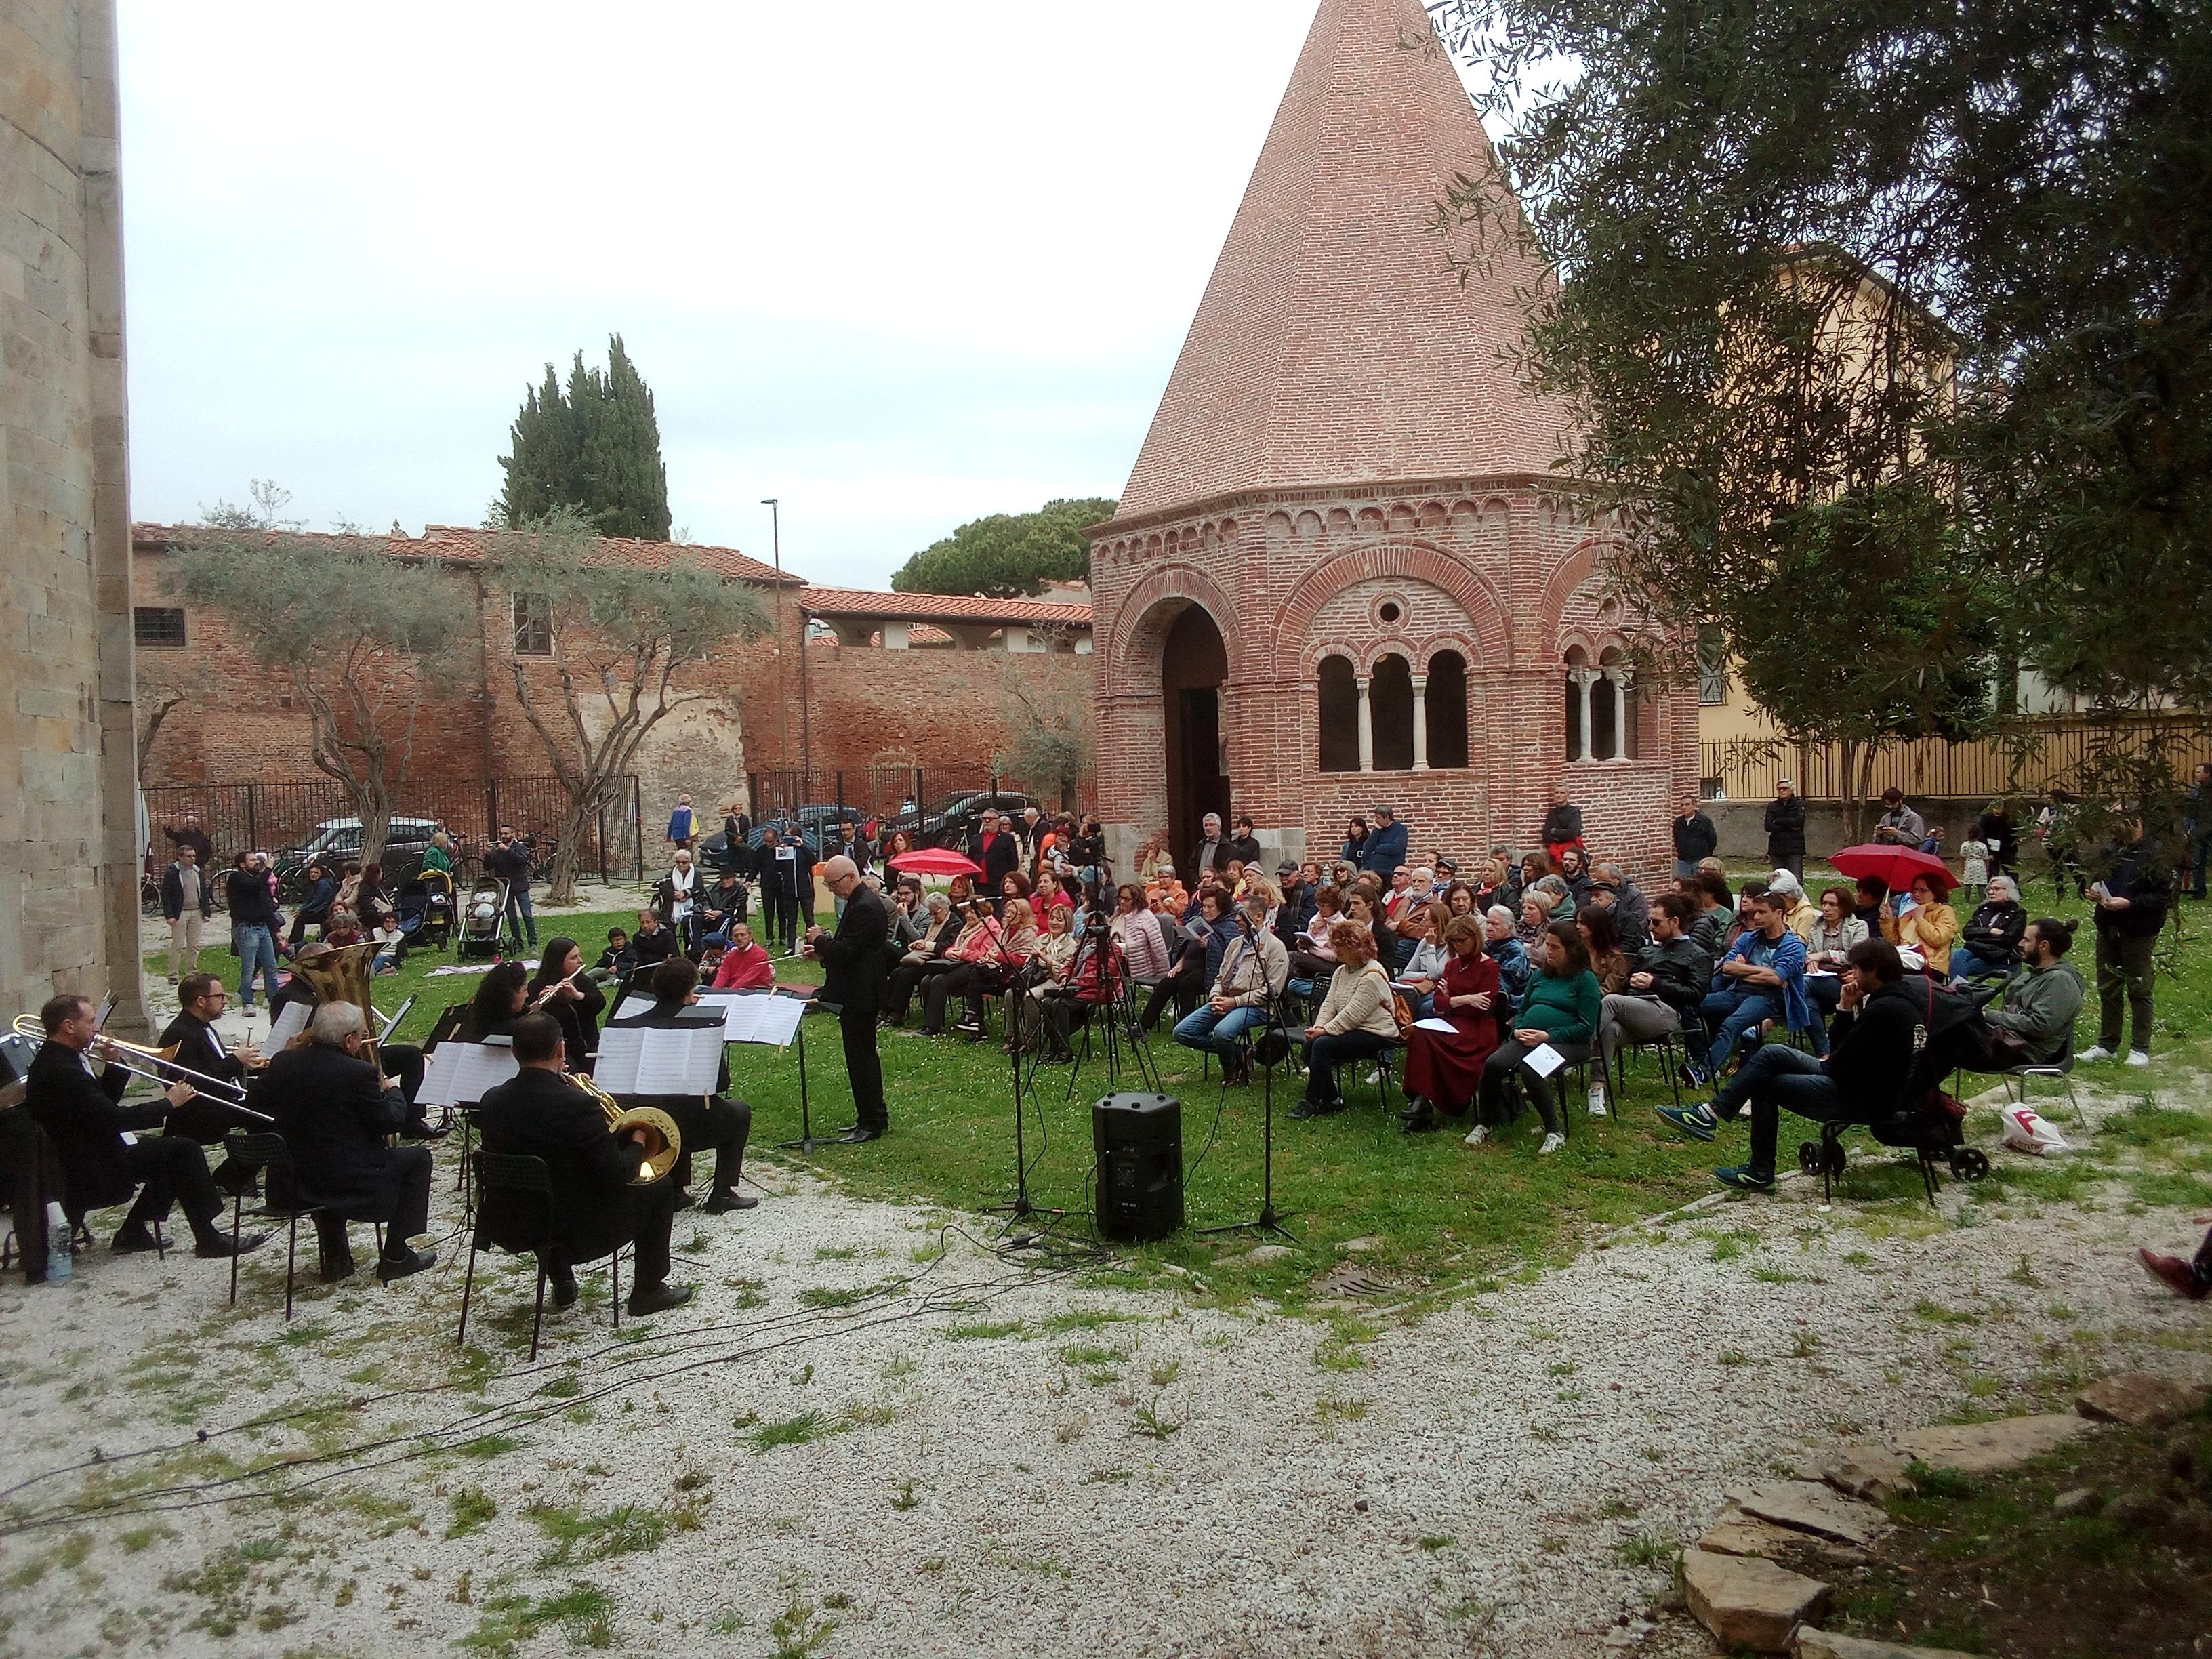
[1088,0,1694,882]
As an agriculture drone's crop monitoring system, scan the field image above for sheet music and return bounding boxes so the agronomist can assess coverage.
[416,1042,522,1109]
[717,994,806,1048]
[593,1025,724,1093]
[615,995,656,1021]
[267,1001,310,1050]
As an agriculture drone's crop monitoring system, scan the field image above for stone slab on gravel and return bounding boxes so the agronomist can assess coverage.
[1682,1547,1830,1652]
[1889,1413,2090,1474]
[2076,1370,2210,1429]
[1737,1480,1889,1547]
[1699,1505,1868,1568]
[1794,1629,1981,1659]
[1814,1442,1915,1501]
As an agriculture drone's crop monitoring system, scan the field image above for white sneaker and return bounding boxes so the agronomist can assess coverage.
[2125,1050,2152,1068]
[1586,1087,1608,1117]
[1538,1132,1567,1156]
[2078,1045,2116,1063]
[1364,1068,1383,1085]
[1462,1124,1490,1147]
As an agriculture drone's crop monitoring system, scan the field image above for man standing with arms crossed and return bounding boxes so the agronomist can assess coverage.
[806,857,890,1143]
[161,843,213,985]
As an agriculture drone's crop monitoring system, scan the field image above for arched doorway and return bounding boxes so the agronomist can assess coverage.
[1162,605,1230,869]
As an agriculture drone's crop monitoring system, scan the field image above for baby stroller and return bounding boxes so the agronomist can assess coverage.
[390,880,434,964]
[1798,975,1994,1204]
[457,876,507,960]
[417,869,456,951]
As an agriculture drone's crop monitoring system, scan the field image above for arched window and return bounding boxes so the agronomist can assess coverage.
[1317,655,1359,773]
[1599,647,1639,760]
[1371,653,1414,772]
[1563,647,1589,762]
[1425,650,1468,769]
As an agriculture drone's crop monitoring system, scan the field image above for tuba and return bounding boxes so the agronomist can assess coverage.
[567,1071,682,1187]
[292,941,384,1067]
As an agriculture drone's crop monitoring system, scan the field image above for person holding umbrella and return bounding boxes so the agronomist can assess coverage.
[1879,872,1959,976]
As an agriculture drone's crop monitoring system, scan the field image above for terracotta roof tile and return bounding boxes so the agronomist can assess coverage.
[798,587,1093,626]
[131,521,798,588]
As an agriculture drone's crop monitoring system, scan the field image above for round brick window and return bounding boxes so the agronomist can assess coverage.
[1378,601,1403,624]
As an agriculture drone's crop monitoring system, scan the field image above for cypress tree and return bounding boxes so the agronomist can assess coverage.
[495,337,671,539]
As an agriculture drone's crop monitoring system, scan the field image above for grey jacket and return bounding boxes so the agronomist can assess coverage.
[1213,928,1290,1007]
[1984,960,2086,1063]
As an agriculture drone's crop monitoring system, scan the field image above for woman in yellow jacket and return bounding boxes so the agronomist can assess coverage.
[1881,873,1959,975]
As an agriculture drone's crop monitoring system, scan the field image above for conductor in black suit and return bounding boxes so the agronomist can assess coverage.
[260,1001,438,1283]
[605,957,756,1212]
[25,994,266,1259]
[806,856,889,1141]
[472,1014,692,1317]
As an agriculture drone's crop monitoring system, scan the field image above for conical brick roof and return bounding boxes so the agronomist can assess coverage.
[1113,0,1571,521]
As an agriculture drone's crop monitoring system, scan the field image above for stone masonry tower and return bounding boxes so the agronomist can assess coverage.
[1089,0,1694,880]
[1,0,147,1035]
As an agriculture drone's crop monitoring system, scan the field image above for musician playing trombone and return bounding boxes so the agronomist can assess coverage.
[157,973,278,1193]
[25,994,268,1260]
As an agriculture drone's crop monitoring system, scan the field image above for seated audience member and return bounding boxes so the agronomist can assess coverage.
[1951,875,2028,983]
[712,922,777,991]
[472,1013,693,1317]
[322,907,363,949]
[26,993,266,1259]
[1442,881,1477,920]
[1469,919,1601,1155]
[1517,851,1554,905]
[1399,914,1504,1132]
[1587,863,1650,951]
[529,937,607,1075]
[590,928,635,984]
[1851,875,1889,932]
[1009,902,1082,1052]
[1397,901,1453,1019]
[1765,868,1818,943]
[1721,878,1769,956]
[700,867,750,945]
[1517,886,1559,947]
[1343,888,1401,973]
[1141,890,1229,1034]
[1586,893,1711,1118]
[1291,920,1399,1119]
[1556,844,1594,909]
[695,941,726,983]
[1700,888,1816,1078]
[1531,872,1576,922]
[1979,918,2086,1067]
[263,1000,436,1282]
[1109,882,1174,987]
[1173,895,1291,1086]
[459,961,531,1042]
[1483,905,1531,1003]
[1286,884,1347,984]
[922,897,1029,1038]
[1689,872,1733,961]
[607,958,755,1213]
[1880,873,1959,975]
[1033,870,1076,918]
[1803,886,1869,1018]
[1272,861,1318,951]
[1470,855,1511,916]
[1658,939,1924,1193]
[630,908,678,970]
[1576,907,1630,997]
[884,895,968,1027]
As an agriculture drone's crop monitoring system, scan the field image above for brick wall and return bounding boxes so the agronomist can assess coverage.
[2,0,146,1031]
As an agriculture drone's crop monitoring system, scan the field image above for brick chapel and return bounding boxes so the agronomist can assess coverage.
[1088,0,1694,882]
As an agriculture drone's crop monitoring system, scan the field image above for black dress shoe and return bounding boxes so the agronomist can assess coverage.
[703,1189,758,1213]
[672,1189,696,1212]
[112,1225,161,1254]
[837,1125,884,1144]
[197,1231,268,1260]
[321,1253,360,1284]
[626,1282,695,1317]
[1399,1099,1439,1134]
[376,1247,438,1284]
[550,1269,581,1309]
[398,1121,450,1142]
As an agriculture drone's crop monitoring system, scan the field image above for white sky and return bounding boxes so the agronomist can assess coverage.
[116,1,1354,588]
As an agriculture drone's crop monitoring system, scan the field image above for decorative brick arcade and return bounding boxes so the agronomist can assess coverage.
[1089,0,1694,883]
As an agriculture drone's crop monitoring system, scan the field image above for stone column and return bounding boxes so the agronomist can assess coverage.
[1355,674,1374,773]
[1599,668,1625,759]
[1410,674,1429,771]
[1570,670,1597,763]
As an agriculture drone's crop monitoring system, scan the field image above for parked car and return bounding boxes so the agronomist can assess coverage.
[884,790,1041,852]
[276,815,443,899]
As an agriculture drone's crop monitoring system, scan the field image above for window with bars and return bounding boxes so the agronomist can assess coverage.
[1696,624,1730,705]
[134,607,186,648]
[512,592,552,655]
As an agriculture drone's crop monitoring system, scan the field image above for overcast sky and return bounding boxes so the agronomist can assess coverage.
[114,2,1402,588]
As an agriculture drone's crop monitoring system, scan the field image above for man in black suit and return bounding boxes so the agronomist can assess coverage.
[806,856,890,1141]
[605,958,755,1212]
[260,1001,436,1282]
[157,973,276,1145]
[472,1014,691,1317]
[266,946,437,1136]
[25,994,265,1258]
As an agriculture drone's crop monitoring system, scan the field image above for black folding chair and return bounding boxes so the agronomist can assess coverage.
[222,1132,378,1320]
[1610,1027,1686,1114]
[1996,1031,2085,1128]
[458,1153,621,1361]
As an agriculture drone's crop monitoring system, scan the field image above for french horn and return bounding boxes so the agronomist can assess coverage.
[566,1071,682,1187]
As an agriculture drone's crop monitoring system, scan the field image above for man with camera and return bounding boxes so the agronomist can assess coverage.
[485,826,537,951]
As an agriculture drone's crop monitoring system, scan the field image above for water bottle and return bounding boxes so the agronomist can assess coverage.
[45,1202,70,1283]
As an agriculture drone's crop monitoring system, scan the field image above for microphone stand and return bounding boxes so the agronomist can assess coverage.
[1200,918,1298,1243]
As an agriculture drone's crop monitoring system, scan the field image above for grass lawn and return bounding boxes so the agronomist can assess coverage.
[155,862,2211,1311]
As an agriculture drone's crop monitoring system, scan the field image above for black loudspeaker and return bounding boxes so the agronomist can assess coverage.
[1093,1092,1183,1242]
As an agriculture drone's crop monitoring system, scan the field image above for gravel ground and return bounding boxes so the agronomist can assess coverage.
[3,1084,2208,1659]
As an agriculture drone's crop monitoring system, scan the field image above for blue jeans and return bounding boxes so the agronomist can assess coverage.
[1711,1044,1854,1176]
[1950,945,2010,984]
[504,884,536,948]
[2189,830,2209,899]
[1702,987,1782,1076]
[1173,1003,1268,1067]
[234,924,281,1009]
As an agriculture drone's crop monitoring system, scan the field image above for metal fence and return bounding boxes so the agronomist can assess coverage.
[1701,716,2212,803]
[139,775,644,884]
[743,764,1092,825]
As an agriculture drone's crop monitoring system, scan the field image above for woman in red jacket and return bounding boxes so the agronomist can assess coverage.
[1399,914,1504,1132]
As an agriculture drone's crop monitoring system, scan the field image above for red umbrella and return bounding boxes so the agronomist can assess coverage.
[1827,843,1953,894]
[888,847,983,878]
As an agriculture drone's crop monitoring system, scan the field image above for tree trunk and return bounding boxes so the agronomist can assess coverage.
[546,778,613,907]
[356,775,394,869]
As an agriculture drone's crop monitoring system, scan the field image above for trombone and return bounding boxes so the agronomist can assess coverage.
[9,1015,253,1103]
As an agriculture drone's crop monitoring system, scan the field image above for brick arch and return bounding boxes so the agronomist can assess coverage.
[1099,564,1242,700]
[1540,536,1640,657]
[1269,542,1509,674]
